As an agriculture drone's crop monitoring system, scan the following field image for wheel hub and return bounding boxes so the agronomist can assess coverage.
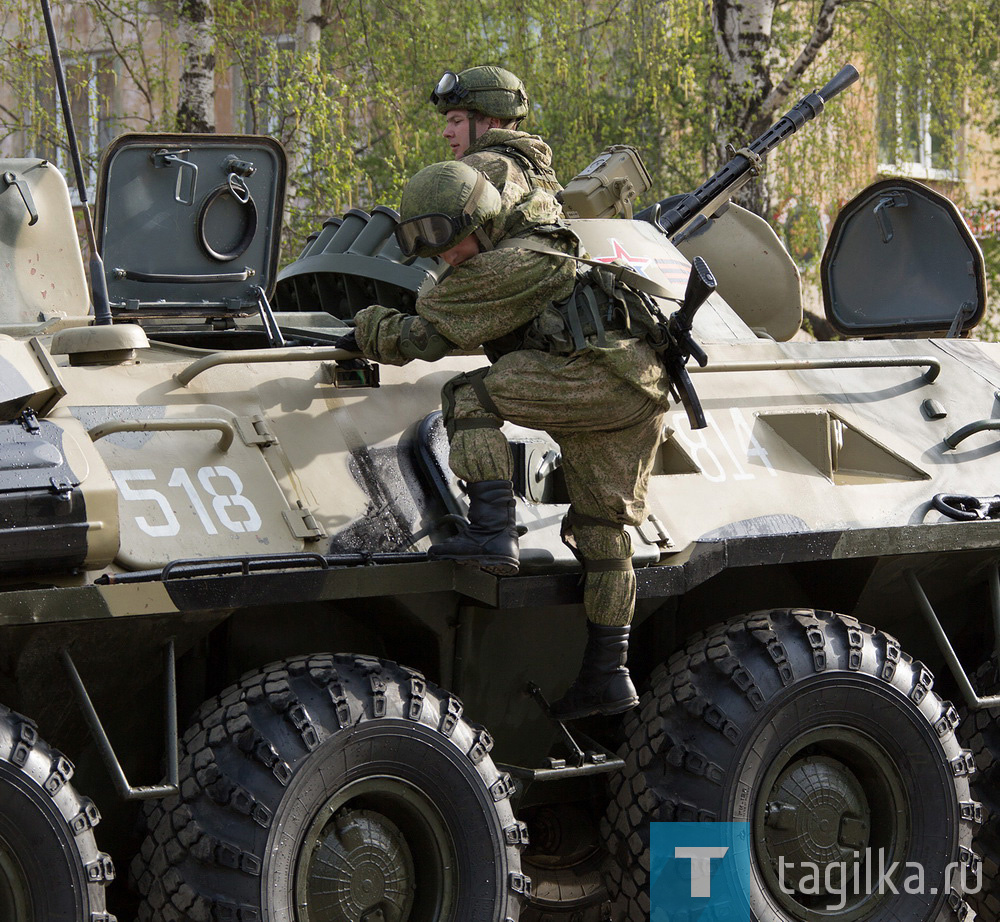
[0,835,30,922]
[761,755,871,896]
[304,809,415,922]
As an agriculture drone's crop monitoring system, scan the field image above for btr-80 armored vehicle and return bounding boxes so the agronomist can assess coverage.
[0,56,997,922]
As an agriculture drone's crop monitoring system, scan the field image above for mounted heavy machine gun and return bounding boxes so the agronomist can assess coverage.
[639,64,860,243]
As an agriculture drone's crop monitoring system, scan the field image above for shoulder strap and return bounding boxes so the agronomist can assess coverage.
[496,235,681,303]
[483,144,561,190]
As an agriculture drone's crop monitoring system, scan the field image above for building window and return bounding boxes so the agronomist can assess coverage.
[232,34,296,136]
[30,53,118,199]
[877,69,957,181]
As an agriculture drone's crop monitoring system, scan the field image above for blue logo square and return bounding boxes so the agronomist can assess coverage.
[649,822,755,920]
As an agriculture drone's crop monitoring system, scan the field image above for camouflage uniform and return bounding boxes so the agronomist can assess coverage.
[462,128,562,199]
[355,188,670,628]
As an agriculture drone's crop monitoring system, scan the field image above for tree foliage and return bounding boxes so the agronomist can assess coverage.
[0,0,997,268]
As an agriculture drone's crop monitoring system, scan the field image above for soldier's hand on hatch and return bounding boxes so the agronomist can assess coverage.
[332,330,360,354]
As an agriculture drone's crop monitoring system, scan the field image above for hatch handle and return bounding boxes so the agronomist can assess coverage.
[89,417,235,451]
[2,170,39,226]
[175,346,354,386]
[112,267,253,284]
[152,148,199,205]
[873,192,908,244]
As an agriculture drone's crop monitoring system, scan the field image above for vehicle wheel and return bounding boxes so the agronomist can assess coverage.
[958,656,1000,921]
[0,705,115,922]
[131,654,527,921]
[602,608,979,921]
[519,803,610,922]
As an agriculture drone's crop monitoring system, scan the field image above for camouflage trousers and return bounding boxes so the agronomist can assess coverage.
[442,348,665,627]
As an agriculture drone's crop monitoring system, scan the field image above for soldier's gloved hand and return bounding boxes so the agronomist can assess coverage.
[332,330,360,354]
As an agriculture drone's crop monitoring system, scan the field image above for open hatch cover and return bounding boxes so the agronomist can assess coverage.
[96,133,285,320]
[821,178,986,338]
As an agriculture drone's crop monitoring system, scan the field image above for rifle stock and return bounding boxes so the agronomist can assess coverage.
[659,256,716,430]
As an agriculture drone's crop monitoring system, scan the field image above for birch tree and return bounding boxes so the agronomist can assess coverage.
[705,0,996,215]
[176,0,215,132]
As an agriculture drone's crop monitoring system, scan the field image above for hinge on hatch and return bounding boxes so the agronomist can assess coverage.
[18,407,40,433]
[235,415,277,447]
[283,501,325,541]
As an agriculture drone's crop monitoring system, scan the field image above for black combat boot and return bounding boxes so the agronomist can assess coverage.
[549,621,639,720]
[428,479,519,575]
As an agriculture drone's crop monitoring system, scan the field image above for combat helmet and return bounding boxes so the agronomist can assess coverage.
[395,160,502,259]
[431,66,530,122]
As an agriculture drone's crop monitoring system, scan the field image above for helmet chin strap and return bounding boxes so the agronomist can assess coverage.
[473,226,494,251]
[466,111,479,147]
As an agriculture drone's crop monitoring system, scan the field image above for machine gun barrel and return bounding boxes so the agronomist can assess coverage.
[654,64,859,241]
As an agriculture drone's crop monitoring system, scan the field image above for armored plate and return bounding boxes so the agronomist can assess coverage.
[0,159,90,323]
[96,133,285,315]
[821,178,986,337]
[674,202,802,341]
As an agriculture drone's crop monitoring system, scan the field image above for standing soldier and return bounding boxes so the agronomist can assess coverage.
[335,160,674,720]
[431,65,562,199]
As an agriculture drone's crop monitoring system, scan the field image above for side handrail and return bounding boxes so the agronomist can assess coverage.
[689,355,941,383]
[175,346,355,386]
[944,418,1000,450]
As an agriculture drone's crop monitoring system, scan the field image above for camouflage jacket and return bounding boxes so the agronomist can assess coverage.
[462,129,562,199]
[353,190,671,409]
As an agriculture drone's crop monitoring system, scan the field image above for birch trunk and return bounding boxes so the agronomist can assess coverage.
[708,0,845,216]
[177,0,215,133]
[286,0,324,219]
[710,0,776,214]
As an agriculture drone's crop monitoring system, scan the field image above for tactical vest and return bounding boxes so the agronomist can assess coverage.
[484,145,563,196]
[483,228,677,362]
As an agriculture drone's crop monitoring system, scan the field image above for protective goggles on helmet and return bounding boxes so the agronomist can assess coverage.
[396,170,492,257]
[395,211,474,257]
[430,71,468,107]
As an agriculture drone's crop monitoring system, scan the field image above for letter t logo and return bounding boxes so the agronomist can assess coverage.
[674,846,730,897]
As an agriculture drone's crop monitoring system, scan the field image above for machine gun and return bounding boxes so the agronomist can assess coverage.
[643,64,860,243]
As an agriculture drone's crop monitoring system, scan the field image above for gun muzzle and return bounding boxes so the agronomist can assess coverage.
[818,64,860,104]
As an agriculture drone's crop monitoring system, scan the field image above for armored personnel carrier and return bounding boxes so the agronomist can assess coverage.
[0,51,997,922]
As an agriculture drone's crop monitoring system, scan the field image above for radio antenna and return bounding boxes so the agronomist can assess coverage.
[39,0,113,325]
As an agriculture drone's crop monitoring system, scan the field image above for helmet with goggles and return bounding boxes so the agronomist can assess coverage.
[431,65,529,121]
[395,161,502,259]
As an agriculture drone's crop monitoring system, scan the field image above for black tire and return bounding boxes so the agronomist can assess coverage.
[0,705,115,922]
[520,802,610,922]
[520,855,609,922]
[958,657,1000,921]
[130,653,527,921]
[602,609,979,921]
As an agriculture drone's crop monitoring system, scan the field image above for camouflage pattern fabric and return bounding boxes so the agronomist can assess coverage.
[574,526,635,628]
[353,187,670,626]
[356,188,574,361]
[448,348,663,523]
[444,349,662,626]
[463,128,562,197]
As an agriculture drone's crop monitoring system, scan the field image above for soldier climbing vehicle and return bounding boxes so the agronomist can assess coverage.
[0,25,997,922]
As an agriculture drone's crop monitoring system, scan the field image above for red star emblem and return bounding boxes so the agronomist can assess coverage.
[594,239,652,277]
